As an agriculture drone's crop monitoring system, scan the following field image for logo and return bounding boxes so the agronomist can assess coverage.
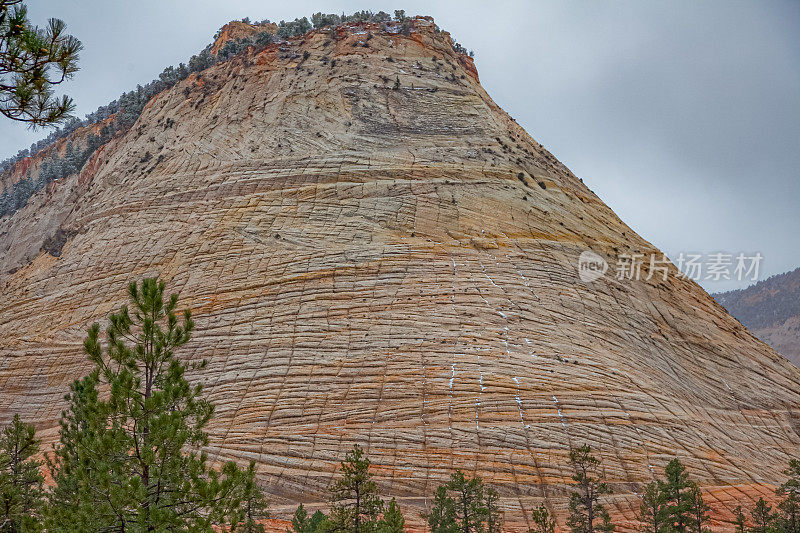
[577,251,608,282]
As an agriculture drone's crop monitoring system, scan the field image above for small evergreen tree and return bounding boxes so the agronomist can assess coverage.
[44,278,267,532]
[11,177,33,210]
[289,505,330,533]
[276,17,311,39]
[732,505,746,533]
[377,498,404,533]
[308,510,329,532]
[529,503,556,533]
[639,481,666,533]
[751,498,773,533]
[228,461,270,532]
[776,460,800,533]
[566,445,614,533]
[291,504,310,533]
[329,445,384,533]
[0,415,44,532]
[0,191,11,216]
[311,12,341,29]
[660,459,692,533]
[686,484,709,533]
[425,485,458,533]
[485,486,503,533]
[424,471,494,533]
[447,471,488,533]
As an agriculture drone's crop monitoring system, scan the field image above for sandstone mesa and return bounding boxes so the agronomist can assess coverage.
[1,16,799,532]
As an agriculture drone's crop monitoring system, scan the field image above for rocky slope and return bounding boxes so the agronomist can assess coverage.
[0,116,113,197]
[210,20,279,55]
[714,267,800,366]
[1,17,799,531]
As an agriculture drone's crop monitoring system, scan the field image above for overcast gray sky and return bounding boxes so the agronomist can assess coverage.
[2,1,798,292]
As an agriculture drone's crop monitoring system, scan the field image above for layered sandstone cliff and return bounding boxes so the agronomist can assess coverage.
[1,17,799,531]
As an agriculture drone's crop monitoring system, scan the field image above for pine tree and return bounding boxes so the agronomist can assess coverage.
[291,504,312,533]
[732,505,746,533]
[0,415,44,532]
[776,460,800,533]
[62,142,76,175]
[424,471,494,533]
[639,481,666,533]
[377,498,404,533]
[290,504,329,533]
[44,278,267,532]
[566,445,614,533]
[311,12,341,29]
[0,1,81,126]
[49,157,63,181]
[686,484,709,533]
[329,445,384,533]
[228,461,270,532]
[11,175,33,210]
[529,503,556,533]
[425,486,458,533]
[0,191,11,216]
[485,486,503,533]
[308,511,328,532]
[751,498,773,533]
[447,470,489,533]
[659,459,692,533]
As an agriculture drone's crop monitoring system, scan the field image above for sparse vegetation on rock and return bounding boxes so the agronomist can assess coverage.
[0,129,111,217]
[0,9,475,219]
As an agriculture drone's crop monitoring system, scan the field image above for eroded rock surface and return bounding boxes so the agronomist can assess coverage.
[1,18,799,531]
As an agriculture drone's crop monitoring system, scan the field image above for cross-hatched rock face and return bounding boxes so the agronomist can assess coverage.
[1,18,799,532]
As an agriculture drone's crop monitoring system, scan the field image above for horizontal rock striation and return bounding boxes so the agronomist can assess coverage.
[1,17,799,531]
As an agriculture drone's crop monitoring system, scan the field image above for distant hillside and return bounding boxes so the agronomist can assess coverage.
[714,267,800,365]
